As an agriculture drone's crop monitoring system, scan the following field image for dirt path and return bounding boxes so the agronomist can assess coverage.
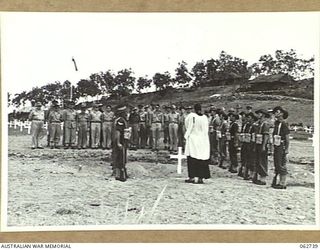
[6,135,316,227]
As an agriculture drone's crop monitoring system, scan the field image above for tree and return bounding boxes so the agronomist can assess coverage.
[250,49,314,80]
[76,78,101,99]
[174,61,193,88]
[191,61,207,87]
[153,72,172,91]
[113,68,136,97]
[136,76,152,93]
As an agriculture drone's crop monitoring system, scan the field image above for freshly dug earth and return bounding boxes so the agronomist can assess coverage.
[6,134,315,227]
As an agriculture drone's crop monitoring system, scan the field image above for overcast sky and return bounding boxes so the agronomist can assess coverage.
[1,12,319,95]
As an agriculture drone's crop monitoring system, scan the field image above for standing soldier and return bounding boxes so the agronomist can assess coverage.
[28,101,45,149]
[128,107,140,150]
[238,111,247,176]
[271,106,290,189]
[112,105,129,182]
[208,106,221,165]
[151,104,163,151]
[228,113,239,173]
[48,101,62,149]
[76,103,89,149]
[217,111,229,169]
[62,100,77,149]
[101,105,114,150]
[168,105,180,153]
[253,109,271,185]
[44,100,57,147]
[178,106,187,150]
[162,105,171,150]
[89,102,102,149]
[138,105,147,149]
[145,105,153,149]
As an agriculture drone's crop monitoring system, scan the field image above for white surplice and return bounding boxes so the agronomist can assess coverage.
[184,112,210,160]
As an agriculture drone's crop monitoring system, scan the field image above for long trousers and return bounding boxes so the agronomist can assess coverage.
[91,122,101,148]
[169,123,178,151]
[49,122,61,145]
[78,123,88,148]
[102,122,113,148]
[139,123,147,148]
[130,123,140,148]
[151,123,162,150]
[31,121,44,148]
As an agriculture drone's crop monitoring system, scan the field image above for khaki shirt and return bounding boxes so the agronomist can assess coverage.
[169,112,180,123]
[77,112,89,123]
[152,111,163,123]
[101,111,114,122]
[48,110,62,123]
[90,110,102,122]
[29,109,45,121]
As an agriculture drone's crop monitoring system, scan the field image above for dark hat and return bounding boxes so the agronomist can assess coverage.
[246,112,257,121]
[35,101,42,107]
[52,100,58,105]
[228,112,239,120]
[138,104,143,109]
[239,111,246,116]
[255,109,270,118]
[144,105,149,109]
[235,104,242,109]
[273,106,289,119]
[69,100,75,106]
[246,105,252,110]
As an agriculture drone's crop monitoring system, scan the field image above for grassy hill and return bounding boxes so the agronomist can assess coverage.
[104,84,314,126]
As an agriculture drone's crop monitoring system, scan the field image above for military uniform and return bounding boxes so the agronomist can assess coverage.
[101,110,114,149]
[146,108,153,148]
[138,109,147,149]
[168,110,180,152]
[163,109,170,150]
[62,106,77,148]
[209,113,221,164]
[178,111,187,149]
[76,111,89,149]
[151,108,163,150]
[28,103,45,149]
[128,109,140,149]
[48,107,62,148]
[228,119,239,173]
[90,109,102,148]
[217,116,229,168]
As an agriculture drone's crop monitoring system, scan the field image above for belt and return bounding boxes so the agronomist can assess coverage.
[91,121,101,123]
[51,121,61,124]
[33,119,43,121]
[102,121,113,122]
[152,122,161,124]
[66,120,75,122]
[169,122,178,124]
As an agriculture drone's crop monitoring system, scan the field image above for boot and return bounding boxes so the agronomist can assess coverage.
[271,174,278,187]
[273,174,287,189]
[252,172,257,183]
[237,166,243,177]
[243,167,249,180]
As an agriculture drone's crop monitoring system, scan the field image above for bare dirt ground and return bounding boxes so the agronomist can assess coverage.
[6,130,316,227]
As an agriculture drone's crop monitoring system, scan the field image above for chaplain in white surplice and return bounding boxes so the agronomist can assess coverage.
[184,103,211,184]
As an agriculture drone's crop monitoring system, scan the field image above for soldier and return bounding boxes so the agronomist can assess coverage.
[48,101,62,149]
[217,111,229,169]
[76,103,89,149]
[151,104,163,151]
[168,105,180,153]
[178,106,187,150]
[28,101,45,149]
[245,105,253,114]
[138,104,147,149]
[208,106,221,165]
[253,109,271,185]
[145,105,153,149]
[44,100,57,147]
[238,111,247,176]
[89,102,102,149]
[162,105,171,150]
[128,107,140,150]
[228,113,239,173]
[101,105,114,149]
[62,100,77,149]
[271,106,290,189]
[112,105,129,182]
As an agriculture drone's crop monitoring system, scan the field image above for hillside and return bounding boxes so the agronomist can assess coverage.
[104,84,314,126]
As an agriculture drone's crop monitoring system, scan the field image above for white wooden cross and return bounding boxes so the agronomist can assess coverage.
[304,126,312,134]
[293,126,298,132]
[170,147,187,174]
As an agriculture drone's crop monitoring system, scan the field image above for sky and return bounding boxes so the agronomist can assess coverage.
[1,12,319,95]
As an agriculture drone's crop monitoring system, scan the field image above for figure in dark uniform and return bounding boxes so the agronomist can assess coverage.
[228,113,239,173]
[271,106,290,189]
[112,105,129,182]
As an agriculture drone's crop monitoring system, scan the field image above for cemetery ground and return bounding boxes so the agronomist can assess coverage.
[5,127,316,227]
